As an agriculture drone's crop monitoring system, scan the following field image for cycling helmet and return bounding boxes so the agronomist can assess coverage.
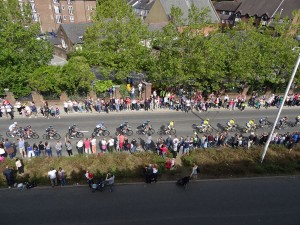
[147,120,150,122]
[125,121,128,123]
[14,122,18,125]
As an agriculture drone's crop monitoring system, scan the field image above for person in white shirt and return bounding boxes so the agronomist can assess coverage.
[48,168,57,187]
[76,139,84,154]
[108,137,115,153]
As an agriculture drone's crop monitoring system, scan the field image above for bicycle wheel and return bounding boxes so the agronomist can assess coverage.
[103,130,110,137]
[53,133,61,140]
[136,129,143,135]
[170,129,176,135]
[149,128,155,135]
[76,132,84,138]
[32,133,39,139]
[126,130,133,136]
[43,134,50,140]
[157,130,164,135]
[6,131,13,138]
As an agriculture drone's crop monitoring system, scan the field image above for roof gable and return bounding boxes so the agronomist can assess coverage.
[236,0,283,18]
[214,1,241,12]
[158,0,219,23]
[61,22,92,44]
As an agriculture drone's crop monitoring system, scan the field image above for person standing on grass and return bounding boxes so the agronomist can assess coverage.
[76,139,84,155]
[18,138,26,158]
[91,136,97,154]
[55,140,63,157]
[65,140,73,156]
[190,163,199,180]
[27,144,34,158]
[15,158,24,176]
[3,166,14,188]
[45,142,52,157]
[48,167,57,188]
[57,167,66,186]
[84,138,91,154]
[38,141,45,156]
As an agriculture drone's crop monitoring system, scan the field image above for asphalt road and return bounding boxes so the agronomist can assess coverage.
[0,107,299,155]
[0,176,299,225]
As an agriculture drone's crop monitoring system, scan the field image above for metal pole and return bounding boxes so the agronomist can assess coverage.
[261,53,300,163]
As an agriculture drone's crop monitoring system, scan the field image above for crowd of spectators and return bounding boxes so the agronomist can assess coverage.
[1,91,300,119]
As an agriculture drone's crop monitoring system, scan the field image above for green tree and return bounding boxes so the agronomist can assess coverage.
[29,66,62,95]
[0,0,53,97]
[80,0,151,81]
[60,56,96,95]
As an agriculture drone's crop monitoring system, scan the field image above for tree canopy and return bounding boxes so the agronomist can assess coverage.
[0,0,53,97]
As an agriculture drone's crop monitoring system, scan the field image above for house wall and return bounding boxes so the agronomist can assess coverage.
[19,0,95,32]
[57,26,73,51]
[144,0,169,24]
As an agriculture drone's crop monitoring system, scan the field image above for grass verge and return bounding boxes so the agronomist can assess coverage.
[1,145,300,187]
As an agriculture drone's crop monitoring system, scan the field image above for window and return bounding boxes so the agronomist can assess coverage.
[30,3,36,12]
[32,13,39,22]
[53,0,59,3]
[54,5,61,14]
[68,6,73,15]
[56,15,62,23]
[67,0,72,5]
[70,16,74,22]
[61,38,67,49]
[61,5,65,10]
[63,15,67,20]
[29,0,35,2]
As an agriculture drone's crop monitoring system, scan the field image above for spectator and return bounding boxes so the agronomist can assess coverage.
[45,142,52,157]
[27,144,34,158]
[33,143,40,157]
[18,138,26,158]
[108,137,115,153]
[55,140,63,157]
[65,140,73,156]
[76,139,84,155]
[91,136,97,154]
[145,164,153,184]
[48,167,57,188]
[38,141,45,156]
[152,164,158,182]
[190,163,199,180]
[3,166,14,188]
[57,167,66,186]
[84,138,91,154]
[85,170,94,188]
[15,158,24,176]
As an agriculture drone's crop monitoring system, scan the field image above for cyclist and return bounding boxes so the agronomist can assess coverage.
[246,119,255,129]
[119,121,129,132]
[46,126,55,138]
[68,124,78,137]
[167,120,174,131]
[8,122,18,137]
[279,116,288,127]
[227,119,235,128]
[259,117,268,126]
[142,120,151,133]
[201,119,209,128]
[94,121,105,136]
[23,125,32,138]
[295,115,300,124]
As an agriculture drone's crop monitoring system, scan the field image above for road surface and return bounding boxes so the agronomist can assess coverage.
[0,176,299,225]
[0,107,299,155]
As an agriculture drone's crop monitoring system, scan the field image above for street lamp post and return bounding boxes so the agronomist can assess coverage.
[261,53,300,163]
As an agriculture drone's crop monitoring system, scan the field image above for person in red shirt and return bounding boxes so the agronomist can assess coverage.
[84,138,91,154]
[118,134,125,151]
[160,144,167,159]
